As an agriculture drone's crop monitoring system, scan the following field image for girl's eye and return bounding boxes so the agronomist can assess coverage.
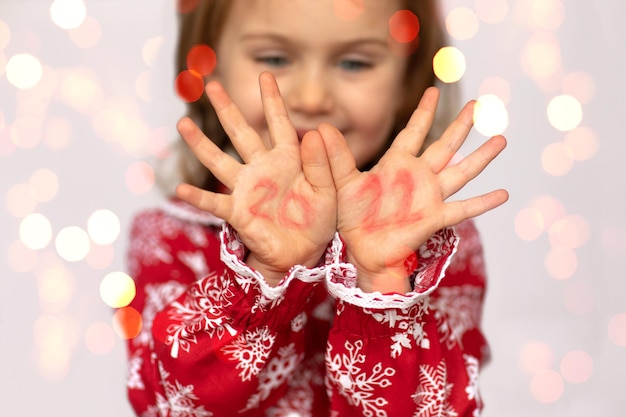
[255,56,289,67]
[338,59,372,72]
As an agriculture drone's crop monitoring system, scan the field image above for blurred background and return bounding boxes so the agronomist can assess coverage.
[1,0,624,416]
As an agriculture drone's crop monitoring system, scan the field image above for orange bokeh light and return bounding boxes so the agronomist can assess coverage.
[389,10,420,43]
[113,307,143,339]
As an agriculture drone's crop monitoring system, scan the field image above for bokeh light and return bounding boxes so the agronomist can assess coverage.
[545,247,577,280]
[560,350,593,384]
[475,0,508,24]
[55,226,91,262]
[548,215,590,249]
[433,46,466,83]
[20,213,53,250]
[529,195,566,231]
[59,68,103,114]
[87,209,120,245]
[38,266,74,312]
[85,322,116,355]
[518,340,554,374]
[7,240,38,273]
[142,36,165,67]
[333,0,364,21]
[125,161,155,195]
[100,271,136,308]
[28,168,59,203]
[479,76,511,105]
[187,44,216,76]
[33,314,77,381]
[547,95,583,132]
[522,33,561,79]
[531,0,565,30]
[563,280,594,315]
[514,207,544,241]
[0,20,11,50]
[562,71,595,104]
[67,15,101,48]
[389,10,420,43]
[43,116,73,149]
[563,126,598,161]
[175,69,204,103]
[31,65,59,100]
[10,115,43,149]
[541,142,574,176]
[608,313,626,347]
[0,125,15,157]
[473,94,508,136]
[446,7,479,41]
[6,182,37,217]
[113,306,143,339]
[530,370,564,403]
[6,53,43,89]
[93,107,129,143]
[50,0,87,30]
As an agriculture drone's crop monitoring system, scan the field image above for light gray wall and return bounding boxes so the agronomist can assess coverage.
[0,1,624,416]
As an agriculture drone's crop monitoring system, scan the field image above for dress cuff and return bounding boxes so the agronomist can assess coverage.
[219,223,327,310]
[325,227,459,310]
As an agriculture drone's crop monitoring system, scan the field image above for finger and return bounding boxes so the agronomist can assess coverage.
[439,135,507,199]
[421,99,476,173]
[205,81,266,162]
[390,87,440,155]
[442,188,509,226]
[177,117,240,189]
[259,72,298,148]
[317,123,359,188]
[300,130,334,191]
[175,182,233,221]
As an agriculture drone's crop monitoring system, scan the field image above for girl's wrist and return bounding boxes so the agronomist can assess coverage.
[351,263,413,294]
[245,253,287,287]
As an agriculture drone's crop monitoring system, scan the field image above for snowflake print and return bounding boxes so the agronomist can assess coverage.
[135,281,187,347]
[412,360,458,417]
[127,352,144,390]
[178,250,209,279]
[221,326,276,381]
[128,211,178,274]
[291,312,307,332]
[326,339,396,417]
[153,362,213,417]
[430,285,483,349]
[463,354,482,410]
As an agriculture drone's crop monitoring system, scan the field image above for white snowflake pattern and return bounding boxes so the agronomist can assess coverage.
[463,354,482,411]
[364,302,431,358]
[165,272,237,358]
[243,343,304,411]
[412,360,458,417]
[135,281,187,347]
[178,250,209,278]
[291,312,308,332]
[127,352,144,390]
[152,361,212,417]
[430,285,483,349]
[326,339,396,417]
[221,326,276,381]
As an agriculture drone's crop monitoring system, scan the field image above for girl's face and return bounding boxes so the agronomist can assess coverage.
[213,0,409,169]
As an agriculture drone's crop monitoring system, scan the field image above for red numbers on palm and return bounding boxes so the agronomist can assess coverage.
[358,169,423,232]
[248,178,314,230]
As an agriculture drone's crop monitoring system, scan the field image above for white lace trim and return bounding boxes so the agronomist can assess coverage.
[326,228,459,310]
[161,199,225,227]
[219,224,328,302]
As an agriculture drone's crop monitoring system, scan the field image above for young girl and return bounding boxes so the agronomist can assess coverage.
[126,1,508,416]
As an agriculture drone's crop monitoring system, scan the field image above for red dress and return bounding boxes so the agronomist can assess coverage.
[125,198,490,417]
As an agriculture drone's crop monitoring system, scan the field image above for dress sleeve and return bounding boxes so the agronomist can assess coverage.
[125,209,330,417]
[324,226,486,417]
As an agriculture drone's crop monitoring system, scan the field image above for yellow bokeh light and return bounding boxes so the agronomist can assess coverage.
[59,68,103,114]
[545,247,577,280]
[67,15,101,49]
[446,7,479,40]
[28,168,59,203]
[518,340,554,374]
[475,0,508,24]
[560,350,593,384]
[433,46,466,83]
[0,20,11,50]
[6,53,43,89]
[142,36,165,67]
[522,33,561,79]
[531,0,564,30]
[55,226,91,262]
[541,142,574,176]
[100,271,136,308]
[608,313,626,347]
[564,126,598,161]
[85,322,116,355]
[87,209,120,245]
[514,208,544,241]
[38,345,70,382]
[125,161,155,195]
[473,94,508,137]
[547,95,583,132]
[38,267,74,312]
[20,213,53,250]
[50,0,87,30]
[530,370,564,404]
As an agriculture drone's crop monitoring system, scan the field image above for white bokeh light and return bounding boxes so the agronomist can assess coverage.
[87,209,121,245]
[55,226,91,262]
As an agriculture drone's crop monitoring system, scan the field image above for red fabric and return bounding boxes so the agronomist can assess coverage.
[125,199,489,417]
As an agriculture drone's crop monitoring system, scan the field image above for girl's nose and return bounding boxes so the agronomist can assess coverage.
[285,68,334,116]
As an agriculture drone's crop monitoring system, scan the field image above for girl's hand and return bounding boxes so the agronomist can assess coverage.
[176,72,337,286]
[319,87,509,294]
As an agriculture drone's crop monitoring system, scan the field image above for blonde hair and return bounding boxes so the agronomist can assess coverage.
[171,0,458,193]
